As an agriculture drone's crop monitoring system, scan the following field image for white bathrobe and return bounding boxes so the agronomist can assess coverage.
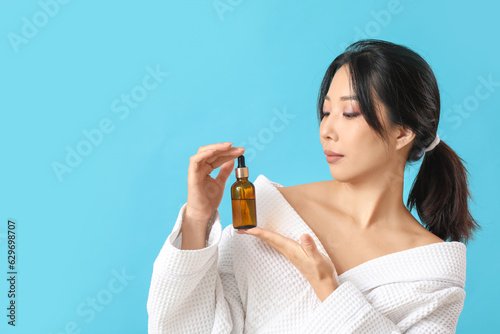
[147,174,467,333]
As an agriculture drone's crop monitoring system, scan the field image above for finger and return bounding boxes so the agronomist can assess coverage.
[189,147,244,184]
[300,234,318,258]
[244,227,296,256]
[206,147,245,168]
[197,142,233,153]
[190,148,244,184]
[188,149,219,183]
[215,158,234,185]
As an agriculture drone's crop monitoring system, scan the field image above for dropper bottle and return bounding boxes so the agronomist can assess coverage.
[231,155,257,229]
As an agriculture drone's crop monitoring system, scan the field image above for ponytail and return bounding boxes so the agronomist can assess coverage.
[407,141,481,243]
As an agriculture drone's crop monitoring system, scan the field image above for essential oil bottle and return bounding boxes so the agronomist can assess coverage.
[231,155,257,229]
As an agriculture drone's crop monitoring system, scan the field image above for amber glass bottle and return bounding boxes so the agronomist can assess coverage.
[231,155,257,229]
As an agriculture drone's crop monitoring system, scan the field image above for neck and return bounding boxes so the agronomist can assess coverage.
[330,165,411,231]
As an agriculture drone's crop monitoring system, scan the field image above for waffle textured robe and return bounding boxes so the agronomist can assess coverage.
[147,174,467,333]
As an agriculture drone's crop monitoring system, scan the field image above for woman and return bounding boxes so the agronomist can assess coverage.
[147,39,480,333]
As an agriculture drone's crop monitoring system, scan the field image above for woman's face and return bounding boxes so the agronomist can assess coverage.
[319,64,399,182]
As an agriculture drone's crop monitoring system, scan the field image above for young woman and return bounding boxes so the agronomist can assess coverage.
[147,39,480,333]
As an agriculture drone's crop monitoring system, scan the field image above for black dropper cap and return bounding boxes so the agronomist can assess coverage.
[235,154,249,178]
[237,155,246,168]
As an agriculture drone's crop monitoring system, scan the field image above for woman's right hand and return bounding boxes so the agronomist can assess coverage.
[185,142,246,227]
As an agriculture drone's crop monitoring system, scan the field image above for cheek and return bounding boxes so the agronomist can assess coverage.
[346,131,386,164]
[348,145,378,168]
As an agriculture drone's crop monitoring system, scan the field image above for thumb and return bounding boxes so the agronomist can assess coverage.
[216,159,234,185]
[300,234,317,252]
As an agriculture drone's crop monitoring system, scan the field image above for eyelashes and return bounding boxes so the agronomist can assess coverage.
[321,112,361,119]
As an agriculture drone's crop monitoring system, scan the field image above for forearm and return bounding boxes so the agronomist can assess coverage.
[180,209,212,250]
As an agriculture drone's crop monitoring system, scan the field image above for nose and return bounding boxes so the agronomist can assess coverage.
[320,113,339,142]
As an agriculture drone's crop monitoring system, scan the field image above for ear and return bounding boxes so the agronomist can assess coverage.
[395,126,415,151]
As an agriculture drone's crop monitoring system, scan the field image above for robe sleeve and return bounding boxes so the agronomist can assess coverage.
[301,279,465,333]
[146,203,244,334]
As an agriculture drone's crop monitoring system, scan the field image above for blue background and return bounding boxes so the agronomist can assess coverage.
[1,0,499,333]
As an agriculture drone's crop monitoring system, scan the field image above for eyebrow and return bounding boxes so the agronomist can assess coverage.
[325,95,358,101]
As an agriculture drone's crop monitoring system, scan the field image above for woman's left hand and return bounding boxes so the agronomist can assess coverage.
[236,227,339,302]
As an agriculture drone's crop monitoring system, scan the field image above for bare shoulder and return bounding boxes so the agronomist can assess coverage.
[275,179,334,213]
[401,214,446,246]
[412,224,446,245]
[275,179,327,200]
[275,183,303,205]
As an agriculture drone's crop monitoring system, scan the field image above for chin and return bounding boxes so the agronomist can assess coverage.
[328,170,348,182]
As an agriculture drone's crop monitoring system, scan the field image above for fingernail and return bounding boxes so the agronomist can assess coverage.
[224,142,233,145]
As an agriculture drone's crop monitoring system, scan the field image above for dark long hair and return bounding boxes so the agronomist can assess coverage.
[317,39,480,244]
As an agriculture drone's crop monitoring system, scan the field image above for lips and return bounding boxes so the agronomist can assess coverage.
[324,149,344,157]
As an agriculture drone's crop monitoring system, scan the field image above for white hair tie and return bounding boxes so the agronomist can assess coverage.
[424,134,440,152]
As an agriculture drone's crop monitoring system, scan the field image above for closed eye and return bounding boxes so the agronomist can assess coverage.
[322,112,361,119]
